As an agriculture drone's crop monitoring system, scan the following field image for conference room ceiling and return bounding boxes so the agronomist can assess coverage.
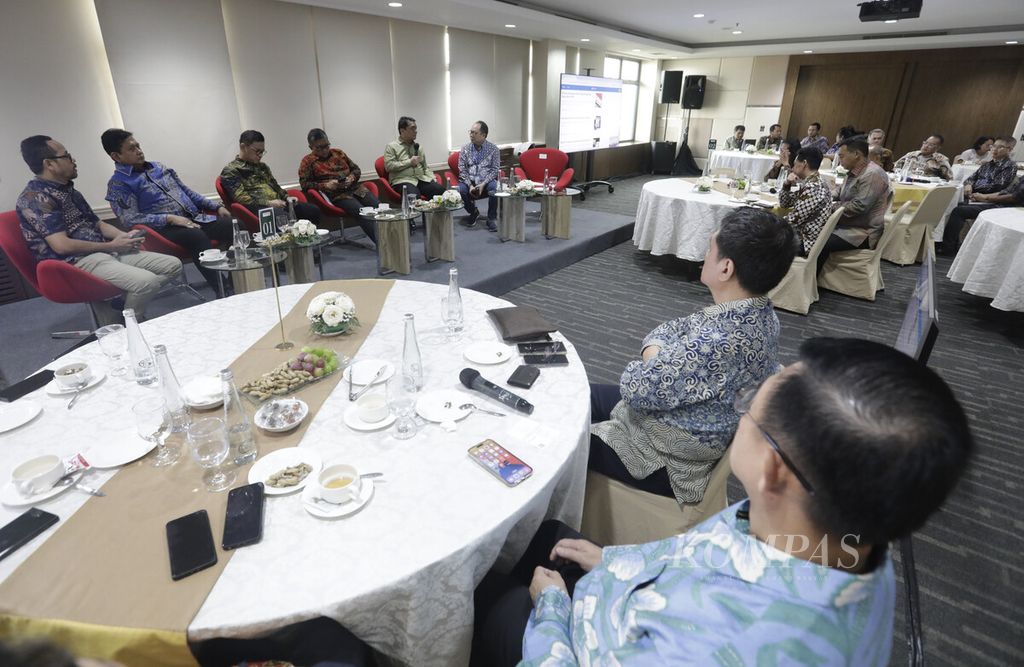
[293,0,1024,58]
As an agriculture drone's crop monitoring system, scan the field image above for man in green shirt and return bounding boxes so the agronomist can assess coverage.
[383,116,445,201]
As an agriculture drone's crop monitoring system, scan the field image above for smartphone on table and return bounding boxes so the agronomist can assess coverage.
[0,508,59,562]
[522,353,569,366]
[166,509,217,580]
[517,341,566,355]
[508,365,540,389]
[0,369,55,402]
[468,440,533,487]
[222,482,265,550]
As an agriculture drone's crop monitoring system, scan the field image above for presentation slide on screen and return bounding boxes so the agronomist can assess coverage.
[558,74,622,153]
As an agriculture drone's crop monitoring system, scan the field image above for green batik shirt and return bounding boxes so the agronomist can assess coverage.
[219,157,287,207]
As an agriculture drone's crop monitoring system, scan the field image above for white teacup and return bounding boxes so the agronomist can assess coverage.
[199,249,225,262]
[318,464,362,504]
[12,455,65,496]
[54,362,92,390]
[378,203,390,211]
[356,393,389,423]
[359,206,375,216]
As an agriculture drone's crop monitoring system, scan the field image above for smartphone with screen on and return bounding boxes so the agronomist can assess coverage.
[0,508,59,562]
[517,341,566,355]
[522,353,569,366]
[222,482,265,550]
[166,509,217,581]
[468,440,533,487]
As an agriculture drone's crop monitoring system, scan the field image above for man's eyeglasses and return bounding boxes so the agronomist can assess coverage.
[312,143,331,152]
[734,385,816,496]
[47,153,74,162]
[246,146,267,157]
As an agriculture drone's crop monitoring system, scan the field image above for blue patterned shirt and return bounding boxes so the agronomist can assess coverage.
[964,157,1016,195]
[801,136,830,153]
[16,178,104,263]
[458,140,500,186]
[106,161,218,230]
[523,501,895,666]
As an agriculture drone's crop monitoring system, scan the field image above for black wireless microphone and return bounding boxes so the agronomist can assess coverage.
[459,368,534,415]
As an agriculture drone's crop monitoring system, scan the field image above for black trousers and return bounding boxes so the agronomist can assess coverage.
[244,201,323,227]
[587,383,674,497]
[470,520,591,667]
[159,219,234,290]
[817,233,869,273]
[400,179,446,199]
[189,616,374,667]
[332,192,379,243]
[942,203,998,254]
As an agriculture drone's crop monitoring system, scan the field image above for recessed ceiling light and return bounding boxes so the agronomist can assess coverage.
[580,38,590,42]
[387,2,402,6]
[1006,40,1019,45]
[693,13,705,18]
[803,50,813,53]
[884,19,898,23]
[732,30,743,35]
[505,24,516,28]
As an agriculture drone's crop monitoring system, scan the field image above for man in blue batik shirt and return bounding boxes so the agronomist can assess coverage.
[457,121,501,231]
[102,128,233,291]
[472,338,973,666]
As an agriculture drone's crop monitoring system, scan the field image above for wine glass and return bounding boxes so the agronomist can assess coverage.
[133,396,180,467]
[388,375,418,440]
[187,417,235,492]
[236,231,251,263]
[95,324,128,377]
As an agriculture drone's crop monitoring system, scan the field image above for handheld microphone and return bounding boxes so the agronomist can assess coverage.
[459,368,534,415]
[412,142,420,155]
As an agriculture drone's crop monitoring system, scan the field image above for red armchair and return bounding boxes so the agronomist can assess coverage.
[305,182,379,219]
[518,148,574,192]
[446,151,522,193]
[374,156,446,202]
[131,225,210,301]
[216,178,307,233]
[0,210,122,329]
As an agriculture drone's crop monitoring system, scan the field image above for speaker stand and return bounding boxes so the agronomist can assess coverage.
[671,109,702,177]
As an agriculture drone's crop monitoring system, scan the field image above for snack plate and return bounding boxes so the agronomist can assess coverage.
[239,350,349,405]
[248,447,324,496]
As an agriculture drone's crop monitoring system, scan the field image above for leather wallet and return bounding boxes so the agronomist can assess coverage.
[486,305,557,342]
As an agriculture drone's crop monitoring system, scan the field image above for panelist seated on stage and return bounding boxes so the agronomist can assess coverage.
[893,134,953,180]
[299,128,378,244]
[588,208,797,507]
[471,338,973,667]
[102,128,232,292]
[942,137,1023,255]
[457,121,501,232]
[800,122,830,153]
[867,128,895,172]
[723,124,746,150]
[384,115,445,200]
[779,147,834,256]
[16,135,182,325]
[765,139,802,182]
[220,130,322,225]
[756,124,783,151]
[955,136,994,164]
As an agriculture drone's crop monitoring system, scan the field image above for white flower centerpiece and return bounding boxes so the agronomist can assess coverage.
[306,291,359,337]
[414,188,463,211]
[744,143,757,154]
[290,219,318,245]
[510,179,538,196]
[695,176,714,193]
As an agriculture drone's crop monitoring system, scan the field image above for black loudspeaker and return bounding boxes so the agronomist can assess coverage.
[651,141,676,174]
[660,71,683,104]
[682,75,706,109]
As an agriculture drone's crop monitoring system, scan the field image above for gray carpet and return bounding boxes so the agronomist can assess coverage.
[504,174,1024,666]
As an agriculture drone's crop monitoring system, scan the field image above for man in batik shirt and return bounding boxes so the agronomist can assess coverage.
[457,121,501,231]
[299,128,378,243]
[942,137,1022,254]
[220,130,322,224]
[894,134,953,180]
[779,146,834,255]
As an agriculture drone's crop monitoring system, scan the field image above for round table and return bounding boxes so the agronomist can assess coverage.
[707,150,779,183]
[633,178,747,261]
[947,207,1024,311]
[199,247,288,295]
[0,281,591,666]
[951,163,980,183]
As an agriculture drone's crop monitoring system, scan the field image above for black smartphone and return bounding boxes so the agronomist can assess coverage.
[517,341,566,355]
[0,508,59,562]
[523,353,569,366]
[166,509,217,581]
[0,370,55,403]
[222,482,265,550]
[508,364,540,389]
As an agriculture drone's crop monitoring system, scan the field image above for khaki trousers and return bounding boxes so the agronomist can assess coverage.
[73,251,182,325]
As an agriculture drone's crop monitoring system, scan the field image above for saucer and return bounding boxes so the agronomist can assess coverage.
[302,478,374,518]
[317,228,329,237]
[342,360,395,386]
[199,251,226,262]
[45,371,106,396]
[464,342,515,365]
[343,405,396,431]
[1,471,81,507]
[0,400,42,434]
[249,447,323,495]
[82,432,156,468]
[415,390,471,423]
[182,376,223,409]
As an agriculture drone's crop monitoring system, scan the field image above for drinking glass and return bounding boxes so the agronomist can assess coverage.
[546,176,558,193]
[187,417,235,492]
[388,375,418,440]
[95,324,128,377]
[237,231,251,263]
[441,297,463,340]
[133,396,180,467]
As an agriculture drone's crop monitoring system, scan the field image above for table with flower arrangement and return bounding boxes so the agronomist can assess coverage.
[413,189,463,263]
[707,149,779,183]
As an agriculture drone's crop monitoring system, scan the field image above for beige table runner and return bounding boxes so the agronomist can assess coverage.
[0,279,394,665]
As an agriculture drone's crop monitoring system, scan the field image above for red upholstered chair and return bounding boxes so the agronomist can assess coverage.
[447,151,518,193]
[131,225,210,301]
[374,156,446,202]
[518,148,574,191]
[306,182,380,247]
[0,210,122,329]
[215,176,259,233]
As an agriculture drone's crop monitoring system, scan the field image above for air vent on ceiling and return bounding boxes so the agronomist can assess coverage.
[863,31,947,39]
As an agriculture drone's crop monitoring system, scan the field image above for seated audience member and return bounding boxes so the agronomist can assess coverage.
[588,208,797,504]
[779,147,834,255]
[765,139,802,181]
[893,134,953,180]
[723,125,746,150]
[867,128,895,172]
[220,130,322,224]
[384,116,445,200]
[102,129,232,292]
[825,125,858,157]
[457,121,501,231]
[299,128,378,244]
[801,122,830,153]
[472,337,973,667]
[16,136,181,326]
[756,124,783,151]
[819,136,891,272]
[955,136,994,164]
[942,137,1022,254]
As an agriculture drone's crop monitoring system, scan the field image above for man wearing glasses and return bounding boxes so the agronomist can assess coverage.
[298,128,378,243]
[15,135,182,325]
[473,338,972,666]
[457,121,501,231]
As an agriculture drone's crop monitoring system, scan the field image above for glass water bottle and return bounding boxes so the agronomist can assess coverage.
[153,345,190,432]
[123,308,157,386]
[445,268,464,336]
[221,369,257,465]
[402,314,423,391]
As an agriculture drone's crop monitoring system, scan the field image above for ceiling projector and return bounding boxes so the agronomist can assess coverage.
[858,0,923,22]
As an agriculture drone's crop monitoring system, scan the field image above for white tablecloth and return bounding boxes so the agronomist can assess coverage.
[947,207,1024,312]
[0,281,591,666]
[951,163,980,183]
[708,150,778,183]
[633,178,745,261]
